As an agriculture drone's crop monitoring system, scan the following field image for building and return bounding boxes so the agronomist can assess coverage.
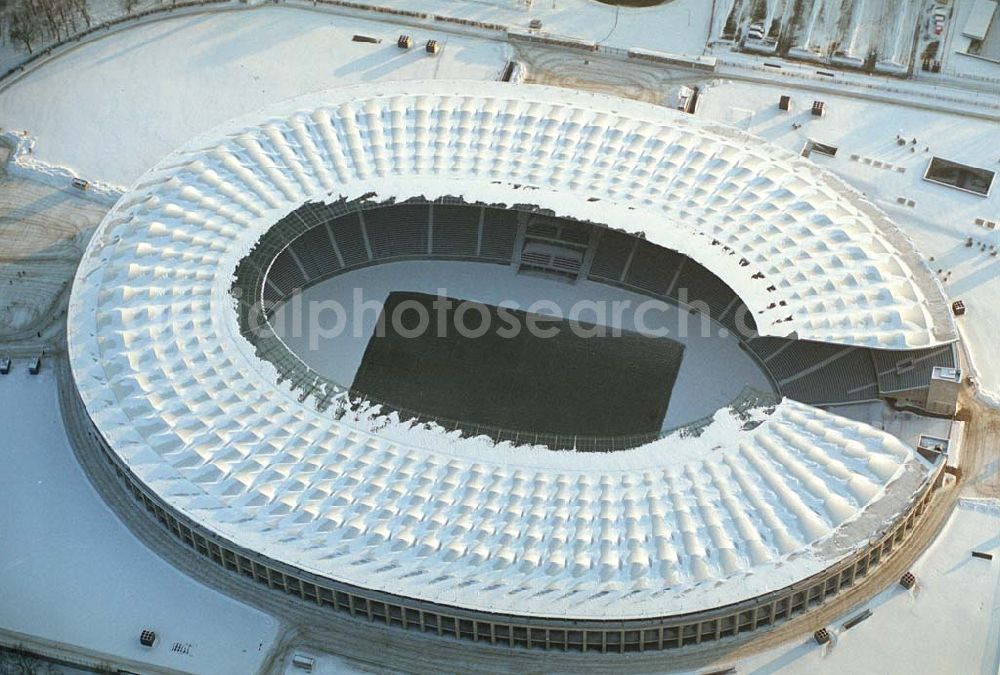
[67,81,960,652]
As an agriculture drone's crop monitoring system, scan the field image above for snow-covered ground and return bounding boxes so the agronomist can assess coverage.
[0,0,713,78]
[280,649,367,675]
[0,0,161,76]
[0,169,106,341]
[0,7,509,185]
[0,368,279,674]
[736,498,1000,675]
[696,79,1000,402]
[271,260,774,431]
[392,0,714,54]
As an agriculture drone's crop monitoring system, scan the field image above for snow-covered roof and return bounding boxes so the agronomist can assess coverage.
[157,80,950,347]
[68,81,939,621]
[963,0,998,41]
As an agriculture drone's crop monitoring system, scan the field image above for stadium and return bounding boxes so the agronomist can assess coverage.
[60,80,967,653]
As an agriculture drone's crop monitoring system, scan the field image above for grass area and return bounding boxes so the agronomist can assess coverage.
[351,291,684,438]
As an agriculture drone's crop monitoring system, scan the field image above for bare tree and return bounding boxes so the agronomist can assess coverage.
[121,0,139,13]
[5,0,93,53]
[0,0,12,46]
[26,0,60,42]
[9,9,39,53]
[70,0,90,27]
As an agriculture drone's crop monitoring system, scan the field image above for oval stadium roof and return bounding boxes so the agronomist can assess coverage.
[68,81,941,621]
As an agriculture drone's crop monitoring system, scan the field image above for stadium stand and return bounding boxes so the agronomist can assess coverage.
[519,215,591,278]
[267,249,308,296]
[755,339,847,383]
[623,243,683,295]
[587,229,750,337]
[674,260,741,322]
[332,212,371,267]
[745,338,879,405]
[364,203,429,259]
[479,208,519,260]
[589,228,635,282]
[430,205,480,257]
[781,348,880,405]
[295,222,343,277]
[524,215,590,245]
[872,344,959,393]
[242,200,526,323]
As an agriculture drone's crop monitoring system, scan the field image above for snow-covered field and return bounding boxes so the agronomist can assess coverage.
[736,498,1000,674]
[696,80,1000,401]
[0,7,509,185]
[272,260,774,430]
[0,368,279,674]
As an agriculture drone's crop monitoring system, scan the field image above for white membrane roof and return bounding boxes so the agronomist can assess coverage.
[68,82,939,620]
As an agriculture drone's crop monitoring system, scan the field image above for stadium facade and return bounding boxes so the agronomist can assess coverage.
[68,82,959,651]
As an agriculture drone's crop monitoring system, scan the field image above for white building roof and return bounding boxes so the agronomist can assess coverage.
[964,0,998,41]
[68,82,940,620]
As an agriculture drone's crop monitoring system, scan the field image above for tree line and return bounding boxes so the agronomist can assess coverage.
[2,0,97,54]
[0,0,166,56]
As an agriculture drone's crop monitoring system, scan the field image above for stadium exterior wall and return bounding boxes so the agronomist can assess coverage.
[69,380,944,653]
